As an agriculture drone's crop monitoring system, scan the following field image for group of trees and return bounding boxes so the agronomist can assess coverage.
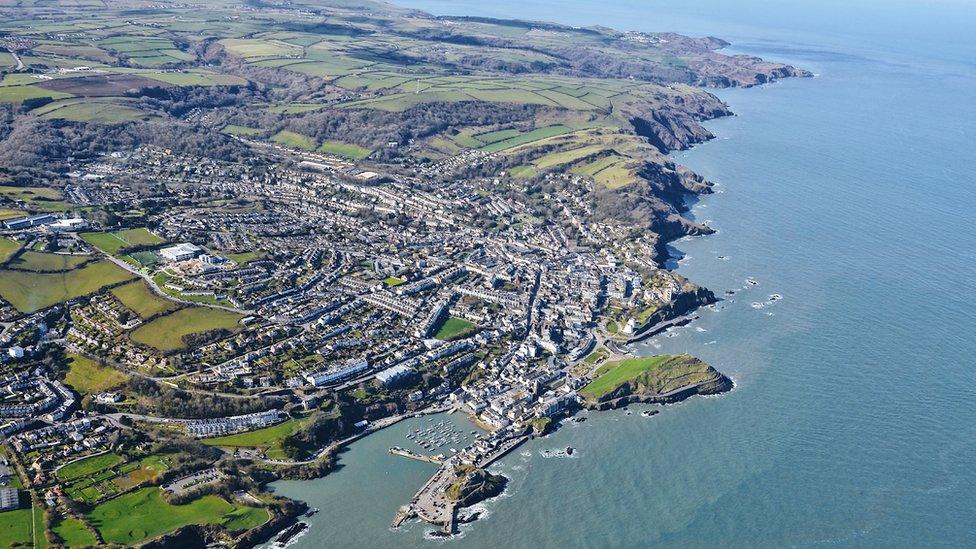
[125,377,283,419]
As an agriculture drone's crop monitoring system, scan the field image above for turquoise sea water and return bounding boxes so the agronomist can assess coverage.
[270,1,976,546]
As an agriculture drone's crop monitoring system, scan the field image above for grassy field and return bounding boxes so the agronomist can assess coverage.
[383,276,404,287]
[0,237,22,263]
[64,353,129,395]
[219,38,301,59]
[0,83,71,103]
[52,516,97,547]
[580,354,718,401]
[318,140,371,159]
[0,208,24,220]
[271,130,316,150]
[88,487,268,545]
[111,280,179,318]
[202,417,303,460]
[82,228,162,255]
[8,250,90,271]
[0,185,61,201]
[224,251,259,264]
[112,454,171,491]
[58,452,123,482]
[0,260,135,313]
[0,507,39,549]
[40,101,146,123]
[479,125,573,152]
[583,347,609,365]
[435,317,477,341]
[130,307,243,351]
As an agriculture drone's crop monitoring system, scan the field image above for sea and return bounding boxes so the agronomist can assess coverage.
[268,0,976,546]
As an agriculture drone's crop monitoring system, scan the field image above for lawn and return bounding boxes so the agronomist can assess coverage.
[434,317,477,341]
[580,354,718,401]
[318,140,372,159]
[583,347,609,365]
[224,251,259,265]
[58,452,123,482]
[88,487,269,545]
[130,307,243,351]
[52,516,97,547]
[64,353,129,395]
[0,260,135,313]
[111,280,179,318]
[202,417,302,459]
[383,276,404,287]
[8,250,90,272]
[271,130,316,150]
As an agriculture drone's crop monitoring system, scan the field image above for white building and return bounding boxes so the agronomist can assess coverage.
[48,218,88,232]
[160,243,203,262]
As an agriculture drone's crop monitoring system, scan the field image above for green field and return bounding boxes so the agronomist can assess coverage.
[319,140,372,159]
[52,516,97,547]
[40,101,146,123]
[0,238,22,263]
[480,125,574,152]
[434,317,477,341]
[58,452,123,482]
[64,353,129,395]
[0,83,71,103]
[271,130,316,150]
[533,144,606,169]
[111,280,179,318]
[580,354,718,401]
[88,487,269,545]
[8,250,90,271]
[0,507,39,549]
[0,260,135,313]
[0,185,61,201]
[383,276,404,287]
[219,38,301,59]
[202,417,302,460]
[130,307,243,351]
[82,228,162,255]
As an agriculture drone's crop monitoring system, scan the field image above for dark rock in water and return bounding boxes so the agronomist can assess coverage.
[274,522,308,546]
[725,290,735,295]
[566,447,575,456]
[574,416,587,423]
[427,530,452,539]
[457,511,483,524]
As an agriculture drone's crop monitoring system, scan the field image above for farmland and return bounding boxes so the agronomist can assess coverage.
[271,130,316,150]
[0,238,22,262]
[81,227,163,256]
[52,516,97,547]
[130,307,243,351]
[0,507,38,549]
[0,260,135,313]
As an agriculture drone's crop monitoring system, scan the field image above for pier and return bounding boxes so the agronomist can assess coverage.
[389,447,444,464]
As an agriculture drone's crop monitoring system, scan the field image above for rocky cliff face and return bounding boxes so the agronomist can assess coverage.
[448,467,508,508]
[590,355,733,410]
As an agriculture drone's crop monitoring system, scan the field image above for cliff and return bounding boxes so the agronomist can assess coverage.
[581,355,733,410]
[446,466,508,508]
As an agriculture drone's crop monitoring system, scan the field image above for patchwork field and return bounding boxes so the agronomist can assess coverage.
[130,307,243,351]
[0,260,135,313]
[87,487,269,545]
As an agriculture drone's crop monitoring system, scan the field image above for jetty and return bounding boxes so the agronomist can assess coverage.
[389,446,444,464]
